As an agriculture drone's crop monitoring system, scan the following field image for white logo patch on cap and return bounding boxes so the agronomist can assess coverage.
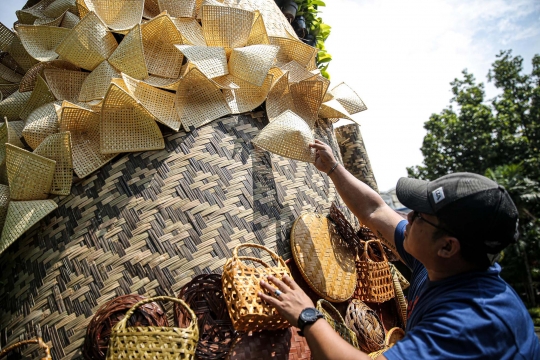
[432,187,445,204]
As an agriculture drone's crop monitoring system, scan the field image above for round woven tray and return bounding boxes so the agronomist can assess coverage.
[82,294,168,360]
[0,113,354,359]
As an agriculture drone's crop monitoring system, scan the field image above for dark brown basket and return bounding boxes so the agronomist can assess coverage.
[175,274,235,360]
[83,294,168,360]
[226,328,311,360]
[329,202,361,247]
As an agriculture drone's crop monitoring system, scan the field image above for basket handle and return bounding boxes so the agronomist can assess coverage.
[0,338,51,359]
[364,240,388,262]
[233,243,287,268]
[116,296,197,331]
[316,299,346,324]
[237,256,271,268]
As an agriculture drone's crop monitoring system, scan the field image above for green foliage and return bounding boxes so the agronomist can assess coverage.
[528,307,540,326]
[295,0,332,78]
[407,50,540,306]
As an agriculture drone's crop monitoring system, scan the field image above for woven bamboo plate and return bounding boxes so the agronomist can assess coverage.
[290,212,357,302]
[107,24,148,80]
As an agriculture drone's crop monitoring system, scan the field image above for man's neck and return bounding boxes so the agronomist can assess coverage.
[426,260,483,282]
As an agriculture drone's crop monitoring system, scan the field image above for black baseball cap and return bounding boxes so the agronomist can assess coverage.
[396,172,519,254]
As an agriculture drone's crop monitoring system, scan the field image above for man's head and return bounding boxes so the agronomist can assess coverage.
[396,172,519,268]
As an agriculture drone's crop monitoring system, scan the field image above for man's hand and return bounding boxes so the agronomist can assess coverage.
[258,275,314,327]
[310,139,337,173]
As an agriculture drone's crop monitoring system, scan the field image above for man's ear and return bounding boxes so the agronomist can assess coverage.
[437,237,461,258]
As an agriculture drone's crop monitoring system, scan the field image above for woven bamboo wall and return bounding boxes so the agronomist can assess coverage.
[0,112,353,359]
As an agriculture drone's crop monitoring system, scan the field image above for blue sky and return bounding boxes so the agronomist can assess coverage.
[1,0,539,190]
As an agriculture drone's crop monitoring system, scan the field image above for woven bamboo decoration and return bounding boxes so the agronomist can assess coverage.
[0,63,23,83]
[280,60,317,84]
[143,0,160,19]
[0,337,52,359]
[43,68,88,102]
[269,36,317,68]
[7,35,39,72]
[367,327,405,359]
[0,199,57,255]
[227,327,311,360]
[16,0,54,26]
[247,11,270,46]
[42,0,78,19]
[331,82,368,116]
[172,17,207,46]
[354,240,395,303]
[34,132,73,196]
[176,45,229,79]
[5,143,55,200]
[389,264,408,328]
[19,75,56,121]
[0,23,16,51]
[106,296,199,360]
[83,294,169,360]
[78,60,120,102]
[223,74,273,114]
[107,24,148,80]
[15,25,71,61]
[228,45,279,86]
[202,5,254,49]
[329,202,362,247]
[290,212,357,302]
[0,91,31,121]
[316,299,359,349]
[84,0,144,33]
[19,59,80,93]
[222,243,291,332]
[175,274,235,360]
[0,185,9,230]
[159,0,197,18]
[319,99,353,121]
[266,72,296,121]
[345,299,385,353]
[290,80,326,129]
[252,110,315,163]
[22,101,60,149]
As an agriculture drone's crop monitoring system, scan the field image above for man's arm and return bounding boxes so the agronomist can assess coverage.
[310,139,403,256]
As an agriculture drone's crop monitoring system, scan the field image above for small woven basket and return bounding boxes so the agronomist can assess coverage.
[222,243,291,332]
[226,328,311,360]
[0,337,51,359]
[83,294,169,360]
[316,299,359,349]
[175,274,235,360]
[344,299,385,353]
[367,327,405,359]
[329,202,361,247]
[354,240,395,303]
[106,296,199,360]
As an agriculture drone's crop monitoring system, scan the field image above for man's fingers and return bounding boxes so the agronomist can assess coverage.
[267,275,289,293]
[314,139,324,144]
[282,275,298,290]
[309,143,327,150]
[258,292,280,307]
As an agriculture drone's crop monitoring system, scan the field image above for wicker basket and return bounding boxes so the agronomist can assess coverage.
[226,327,311,360]
[329,202,361,247]
[0,338,51,359]
[83,294,169,360]
[106,296,199,360]
[316,299,359,349]
[175,274,235,360]
[222,243,291,332]
[354,240,395,303]
[367,327,405,359]
[344,299,385,353]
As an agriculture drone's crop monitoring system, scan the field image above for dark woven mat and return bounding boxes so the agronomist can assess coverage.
[0,112,354,359]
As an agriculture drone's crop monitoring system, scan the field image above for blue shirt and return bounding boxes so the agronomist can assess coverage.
[384,220,540,359]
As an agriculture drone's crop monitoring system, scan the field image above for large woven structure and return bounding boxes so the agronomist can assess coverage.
[0,114,355,359]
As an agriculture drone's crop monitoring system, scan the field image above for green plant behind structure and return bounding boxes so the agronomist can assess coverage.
[295,0,332,79]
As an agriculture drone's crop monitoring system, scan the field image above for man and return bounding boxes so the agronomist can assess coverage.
[258,139,540,359]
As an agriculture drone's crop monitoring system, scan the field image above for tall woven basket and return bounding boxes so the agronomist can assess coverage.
[0,114,354,359]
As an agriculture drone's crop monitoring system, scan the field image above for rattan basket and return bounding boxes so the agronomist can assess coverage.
[175,274,235,360]
[290,212,356,302]
[316,299,359,349]
[106,296,199,360]
[354,240,395,303]
[83,294,169,360]
[222,243,291,332]
[367,327,405,359]
[345,299,385,353]
[0,337,51,359]
[226,327,311,360]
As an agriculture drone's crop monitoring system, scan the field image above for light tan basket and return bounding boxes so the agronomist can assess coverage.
[59,106,117,178]
[222,243,291,332]
[33,132,73,195]
[228,45,279,87]
[0,91,32,120]
[43,68,88,102]
[290,80,326,129]
[269,36,317,68]
[330,82,368,116]
[159,0,197,19]
[354,240,395,303]
[19,74,56,121]
[223,73,273,114]
[290,212,357,302]
[202,5,254,49]
[247,10,270,46]
[122,74,181,131]
[0,337,52,359]
[367,327,405,359]
[6,143,56,200]
[141,13,184,79]
[108,23,148,80]
[106,296,199,360]
[55,11,118,71]
[345,299,385,353]
[316,299,359,349]
[100,82,164,154]
[19,59,80,93]
[175,67,231,131]
[22,101,60,149]
[266,72,296,121]
[78,60,120,101]
[176,45,228,79]
[251,109,315,163]
[86,0,144,33]
[172,17,207,46]
[16,24,70,61]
